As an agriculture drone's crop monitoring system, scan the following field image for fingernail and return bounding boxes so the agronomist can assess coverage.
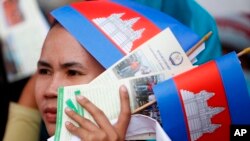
[65,121,74,129]
[120,85,127,92]
[76,95,84,100]
[65,121,71,126]
[65,107,71,112]
[65,121,72,126]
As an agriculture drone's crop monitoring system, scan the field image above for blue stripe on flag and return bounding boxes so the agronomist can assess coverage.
[216,52,250,124]
[153,79,189,141]
[51,6,124,69]
[111,0,200,52]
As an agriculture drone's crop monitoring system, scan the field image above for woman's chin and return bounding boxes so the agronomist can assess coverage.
[45,122,56,136]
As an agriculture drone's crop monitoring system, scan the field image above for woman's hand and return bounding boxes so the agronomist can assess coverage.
[65,85,131,141]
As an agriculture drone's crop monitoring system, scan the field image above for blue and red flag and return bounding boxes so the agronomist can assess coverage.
[51,0,200,69]
[153,52,250,141]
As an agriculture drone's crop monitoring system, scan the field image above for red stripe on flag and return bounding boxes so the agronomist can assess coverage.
[71,1,161,54]
[174,61,231,141]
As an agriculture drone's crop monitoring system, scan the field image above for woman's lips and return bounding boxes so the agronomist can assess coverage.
[44,107,57,123]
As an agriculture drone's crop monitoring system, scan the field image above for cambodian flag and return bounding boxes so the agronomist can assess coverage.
[153,52,250,141]
[51,0,200,69]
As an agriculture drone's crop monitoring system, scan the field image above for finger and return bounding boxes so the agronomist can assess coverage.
[66,121,109,141]
[114,85,131,137]
[64,107,98,131]
[75,95,116,133]
[65,121,87,139]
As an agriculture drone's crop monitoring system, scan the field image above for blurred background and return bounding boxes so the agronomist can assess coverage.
[0,0,249,140]
[0,0,81,140]
[197,0,250,94]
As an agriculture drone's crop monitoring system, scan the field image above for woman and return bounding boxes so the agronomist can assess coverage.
[35,22,131,140]
[3,19,131,141]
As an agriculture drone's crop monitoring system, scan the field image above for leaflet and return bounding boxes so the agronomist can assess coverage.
[91,27,193,85]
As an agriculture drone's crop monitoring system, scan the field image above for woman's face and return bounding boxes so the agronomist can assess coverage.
[35,24,105,136]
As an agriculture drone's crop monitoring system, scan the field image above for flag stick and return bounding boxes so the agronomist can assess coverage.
[132,31,213,114]
[237,47,250,57]
[132,99,157,114]
[186,31,212,56]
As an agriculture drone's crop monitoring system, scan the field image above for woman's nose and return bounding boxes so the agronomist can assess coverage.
[44,75,63,98]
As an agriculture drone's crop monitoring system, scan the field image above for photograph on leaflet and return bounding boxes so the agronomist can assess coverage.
[125,73,166,125]
[113,53,152,79]
[2,0,24,27]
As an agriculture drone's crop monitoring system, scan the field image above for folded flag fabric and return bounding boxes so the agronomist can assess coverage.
[51,0,200,69]
[153,52,250,141]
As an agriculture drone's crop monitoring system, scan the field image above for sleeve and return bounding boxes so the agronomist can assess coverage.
[3,102,41,141]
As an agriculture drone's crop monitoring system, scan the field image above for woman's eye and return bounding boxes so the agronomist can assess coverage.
[67,70,82,76]
[38,69,50,75]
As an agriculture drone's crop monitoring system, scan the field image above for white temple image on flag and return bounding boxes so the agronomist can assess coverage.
[92,13,145,54]
[180,90,225,141]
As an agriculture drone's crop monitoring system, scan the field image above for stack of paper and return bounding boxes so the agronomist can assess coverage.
[50,0,209,140]
[54,28,197,141]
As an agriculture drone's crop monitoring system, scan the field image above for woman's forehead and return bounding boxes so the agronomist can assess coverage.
[44,24,82,51]
[41,24,89,60]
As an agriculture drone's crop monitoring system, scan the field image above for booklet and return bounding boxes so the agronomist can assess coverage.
[54,27,195,141]
[49,114,171,141]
